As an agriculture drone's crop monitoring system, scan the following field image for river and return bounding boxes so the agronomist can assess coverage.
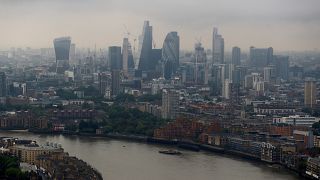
[0,130,301,180]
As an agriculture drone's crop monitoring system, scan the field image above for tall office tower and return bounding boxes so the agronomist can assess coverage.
[194,43,208,84]
[111,70,121,97]
[137,21,153,71]
[222,79,231,99]
[122,38,135,74]
[162,32,180,80]
[54,37,71,74]
[232,47,241,66]
[181,63,195,84]
[233,66,247,87]
[263,66,276,83]
[0,72,7,97]
[227,64,235,82]
[212,27,224,64]
[274,55,289,81]
[211,64,226,96]
[161,89,179,119]
[150,49,162,71]
[304,80,317,108]
[109,46,122,70]
[249,47,273,68]
[69,43,76,65]
[98,72,111,96]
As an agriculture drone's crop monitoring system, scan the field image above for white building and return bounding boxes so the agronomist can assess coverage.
[161,89,179,119]
[222,79,231,99]
[273,115,319,127]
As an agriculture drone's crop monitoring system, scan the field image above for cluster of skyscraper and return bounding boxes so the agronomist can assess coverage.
[50,21,295,101]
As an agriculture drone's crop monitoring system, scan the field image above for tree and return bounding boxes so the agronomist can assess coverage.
[56,89,78,100]
[313,122,320,129]
[114,94,136,104]
[0,155,28,179]
[137,93,162,102]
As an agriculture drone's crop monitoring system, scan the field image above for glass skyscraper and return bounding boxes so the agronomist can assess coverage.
[212,27,224,64]
[162,32,180,80]
[137,21,153,71]
[109,46,122,70]
[53,37,71,74]
[249,47,273,68]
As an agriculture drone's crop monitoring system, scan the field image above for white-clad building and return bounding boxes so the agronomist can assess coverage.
[273,115,319,127]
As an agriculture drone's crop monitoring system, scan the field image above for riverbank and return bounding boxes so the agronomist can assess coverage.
[22,130,309,179]
[0,130,302,180]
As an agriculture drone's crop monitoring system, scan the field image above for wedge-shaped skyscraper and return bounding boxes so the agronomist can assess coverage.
[137,21,153,71]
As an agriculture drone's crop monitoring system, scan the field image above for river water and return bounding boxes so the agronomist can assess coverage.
[0,131,300,180]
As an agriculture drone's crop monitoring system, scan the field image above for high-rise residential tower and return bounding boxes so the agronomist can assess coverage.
[212,27,224,64]
[305,79,317,108]
[137,21,153,71]
[232,46,241,66]
[263,66,276,83]
[162,89,179,119]
[54,37,71,74]
[162,32,180,79]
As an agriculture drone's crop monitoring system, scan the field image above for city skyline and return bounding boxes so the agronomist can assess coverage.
[0,0,320,51]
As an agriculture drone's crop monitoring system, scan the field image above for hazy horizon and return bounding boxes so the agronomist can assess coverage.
[0,0,320,51]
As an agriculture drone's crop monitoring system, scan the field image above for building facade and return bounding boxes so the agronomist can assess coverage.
[54,37,71,74]
[231,46,241,66]
[162,32,180,80]
[109,46,122,70]
[162,89,179,119]
[137,21,153,71]
[305,80,317,108]
[249,47,273,68]
[212,27,224,64]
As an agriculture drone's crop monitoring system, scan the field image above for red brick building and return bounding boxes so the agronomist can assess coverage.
[269,124,293,137]
[154,118,221,141]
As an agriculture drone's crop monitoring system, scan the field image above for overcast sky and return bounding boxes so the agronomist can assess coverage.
[0,0,320,51]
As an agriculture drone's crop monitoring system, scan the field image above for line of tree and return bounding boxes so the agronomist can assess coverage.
[78,105,169,136]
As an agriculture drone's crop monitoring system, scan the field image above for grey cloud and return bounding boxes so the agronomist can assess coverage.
[0,0,319,51]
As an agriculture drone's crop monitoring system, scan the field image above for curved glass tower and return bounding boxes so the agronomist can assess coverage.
[53,37,71,74]
[162,32,179,79]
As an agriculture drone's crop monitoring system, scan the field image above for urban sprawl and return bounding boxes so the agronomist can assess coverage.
[0,21,320,179]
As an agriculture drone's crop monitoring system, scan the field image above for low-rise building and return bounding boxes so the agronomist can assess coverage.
[306,157,320,179]
[293,130,314,149]
[261,142,281,163]
[273,115,318,127]
[269,124,293,137]
[10,143,64,164]
[254,105,296,115]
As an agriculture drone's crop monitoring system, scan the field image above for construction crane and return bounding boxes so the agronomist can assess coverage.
[123,25,137,56]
